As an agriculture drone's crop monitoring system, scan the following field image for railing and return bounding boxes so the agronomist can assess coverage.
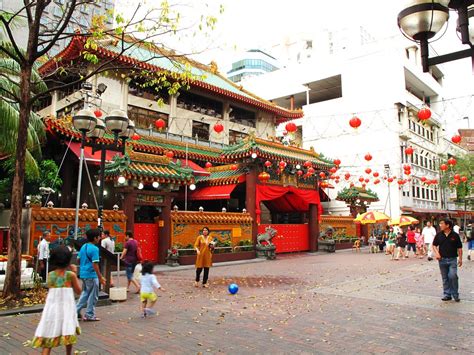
[135,127,227,148]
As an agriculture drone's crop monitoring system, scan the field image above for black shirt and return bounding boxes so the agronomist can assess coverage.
[433,231,462,258]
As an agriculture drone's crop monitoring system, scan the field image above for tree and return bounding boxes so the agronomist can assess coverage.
[0,0,221,298]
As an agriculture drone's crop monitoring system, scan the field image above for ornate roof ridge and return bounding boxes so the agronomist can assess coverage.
[128,150,170,164]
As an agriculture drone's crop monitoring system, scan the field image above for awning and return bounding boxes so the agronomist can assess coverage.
[188,184,238,200]
[69,142,121,165]
[173,159,210,176]
[402,207,451,214]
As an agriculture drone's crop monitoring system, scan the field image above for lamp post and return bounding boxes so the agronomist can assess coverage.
[73,109,134,233]
[397,0,474,72]
[384,164,392,216]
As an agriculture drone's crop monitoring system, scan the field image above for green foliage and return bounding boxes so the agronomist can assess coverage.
[439,154,474,207]
[114,242,123,253]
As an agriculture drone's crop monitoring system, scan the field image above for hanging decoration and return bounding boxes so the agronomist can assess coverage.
[131,133,140,140]
[285,122,297,133]
[258,171,270,184]
[405,146,414,155]
[278,161,287,170]
[461,176,468,182]
[440,163,448,171]
[297,170,304,177]
[358,177,364,183]
[365,168,372,174]
[319,172,326,179]
[94,109,102,118]
[165,151,174,159]
[421,177,427,182]
[333,159,341,166]
[155,118,166,130]
[417,107,431,121]
[205,162,212,168]
[304,161,312,168]
[373,172,379,178]
[447,157,457,166]
[374,179,380,184]
[451,135,461,144]
[344,173,351,180]
[213,122,224,133]
[387,177,394,183]
[364,153,372,161]
[329,167,337,174]
[264,160,272,168]
[307,167,315,175]
[349,116,361,129]
[230,163,238,171]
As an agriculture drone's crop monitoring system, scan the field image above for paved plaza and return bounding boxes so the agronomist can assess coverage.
[0,248,473,354]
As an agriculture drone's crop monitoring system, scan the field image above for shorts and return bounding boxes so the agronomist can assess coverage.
[468,239,474,250]
[126,263,136,281]
[407,243,416,252]
[140,292,157,302]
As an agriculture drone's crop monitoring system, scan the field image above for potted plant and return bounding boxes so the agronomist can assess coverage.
[166,246,180,267]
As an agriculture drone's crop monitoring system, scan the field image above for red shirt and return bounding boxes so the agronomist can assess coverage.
[406,231,416,243]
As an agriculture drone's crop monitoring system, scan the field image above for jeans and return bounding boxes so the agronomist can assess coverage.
[438,257,459,298]
[425,243,433,258]
[126,263,136,281]
[196,267,209,284]
[76,278,99,319]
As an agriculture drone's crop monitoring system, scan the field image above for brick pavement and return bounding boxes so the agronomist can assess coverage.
[0,248,473,354]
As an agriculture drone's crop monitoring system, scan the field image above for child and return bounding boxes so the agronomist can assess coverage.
[415,227,424,259]
[140,261,164,318]
[32,246,82,355]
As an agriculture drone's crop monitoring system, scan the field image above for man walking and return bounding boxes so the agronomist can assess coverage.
[100,230,115,253]
[77,228,106,321]
[422,221,436,261]
[37,231,51,281]
[432,219,463,302]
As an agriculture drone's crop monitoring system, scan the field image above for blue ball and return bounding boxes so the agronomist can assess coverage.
[228,283,239,294]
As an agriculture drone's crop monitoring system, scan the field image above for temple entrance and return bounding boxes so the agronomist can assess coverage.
[134,205,160,262]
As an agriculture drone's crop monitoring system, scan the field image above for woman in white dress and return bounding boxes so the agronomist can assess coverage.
[32,246,81,355]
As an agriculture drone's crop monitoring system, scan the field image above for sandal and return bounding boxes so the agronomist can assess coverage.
[82,316,101,321]
[202,283,209,288]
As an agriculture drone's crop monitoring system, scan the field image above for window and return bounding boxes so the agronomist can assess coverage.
[176,90,222,117]
[412,186,416,197]
[414,153,419,165]
[416,187,420,198]
[430,190,434,200]
[192,121,209,140]
[127,106,168,130]
[421,188,425,199]
[229,130,248,145]
[435,190,438,201]
[229,106,256,128]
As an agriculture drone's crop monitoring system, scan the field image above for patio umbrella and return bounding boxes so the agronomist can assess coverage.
[389,216,419,227]
[353,211,391,225]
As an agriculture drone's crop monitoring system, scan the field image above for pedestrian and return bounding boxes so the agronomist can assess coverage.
[100,230,115,253]
[386,227,396,259]
[139,261,165,318]
[38,231,51,281]
[467,225,473,261]
[414,227,424,259]
[422,221,436,261]
[453,220,460,235]
[76,228,106,321]
[432,218,463,302]
[194,227,215,288]
[395,230,407,260]
[120,231,141,293]
[406,226,417,258]
[32,246,82,354]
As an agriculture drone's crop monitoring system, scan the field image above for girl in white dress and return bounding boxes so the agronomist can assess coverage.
[32,246,81,355]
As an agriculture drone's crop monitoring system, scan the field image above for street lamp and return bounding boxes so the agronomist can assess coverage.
[397,0,474,72]
[384,164,392,216]
[73,109,134,234]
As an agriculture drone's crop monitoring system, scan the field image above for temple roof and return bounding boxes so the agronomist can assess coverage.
[196,164,247,185]
[171,211,252,224]
[336,186,379,203]
[39,35,303,120]
[104,151,194,184]
[221,135,333,169]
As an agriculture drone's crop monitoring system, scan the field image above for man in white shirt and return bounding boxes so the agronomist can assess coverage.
[422,221,437,261]
[37,231,51,280]
[101,230,115,253]
[453,221,460,235]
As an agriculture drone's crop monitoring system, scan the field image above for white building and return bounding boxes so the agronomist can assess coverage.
[227,49,279,83]
[242,35,471,222]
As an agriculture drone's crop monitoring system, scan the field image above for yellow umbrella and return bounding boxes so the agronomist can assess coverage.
[389,216,419,227]
[353,211,391,224]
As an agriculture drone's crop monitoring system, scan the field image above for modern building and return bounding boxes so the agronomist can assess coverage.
[227,49,279,83]
[242,35,472,224]
[0,0,114,54]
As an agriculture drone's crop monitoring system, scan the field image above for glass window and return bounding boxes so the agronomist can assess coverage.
[229,106,256,127]
[229,130,248,145]
[412,186,416,197]
[192,121,209,140]
[421,188,425,199]
[430,190,434,200]
[416,187,420,198]
[127,106,168,130]
[435,190,438,201]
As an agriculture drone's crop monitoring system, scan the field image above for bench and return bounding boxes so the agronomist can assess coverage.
[318,240,336,253]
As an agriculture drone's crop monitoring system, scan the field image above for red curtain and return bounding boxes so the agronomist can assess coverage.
[256,185,321,223]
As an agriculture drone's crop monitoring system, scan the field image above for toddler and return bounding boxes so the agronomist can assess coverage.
[140,261,164,317]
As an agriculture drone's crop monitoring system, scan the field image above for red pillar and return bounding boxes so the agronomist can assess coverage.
[122,189,135,232]
[245,169,258,245]
[158,196,171,264]
[309,203,319,252]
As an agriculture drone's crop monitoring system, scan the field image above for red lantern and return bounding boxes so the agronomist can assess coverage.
[333,159,341,166]
[359,177,364,183]
[155,118,166,130]
[330,174,336,180]
[213,122,224,133]
[397,180,404,185]
[205,162,212,168]
[447,157,456,166]
[404,170,411,175]
[258,171,270,184]
[230,164,238,171]
[350,182,355,187]
[131,133,140,140]
[454,174,461,180]
[461,176,468,182]
[431,179,438,184]
[417,107,431,121]
[166,151,174,159]
[349,116,361,129]
[304,161,312,167]
[451,135,461,144]
[405,146,414,155]
[344,173,351,180]
[264,160,272,168]
[319,172,326,179]
[362,183,366,188]
[373,172,379,178]
[374,179,380,184]
[364,153,372,161]
[365,168,372,174]
[387,177,394,183]
[307,167,315,175]
[440,164,448,171]
[94,109,102,118]
[329,167,337,174]
[364,178,369,183]
[421,177,427,182]
[297,170,303,177]
[279,161,287,169]
[285,122,297,133]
